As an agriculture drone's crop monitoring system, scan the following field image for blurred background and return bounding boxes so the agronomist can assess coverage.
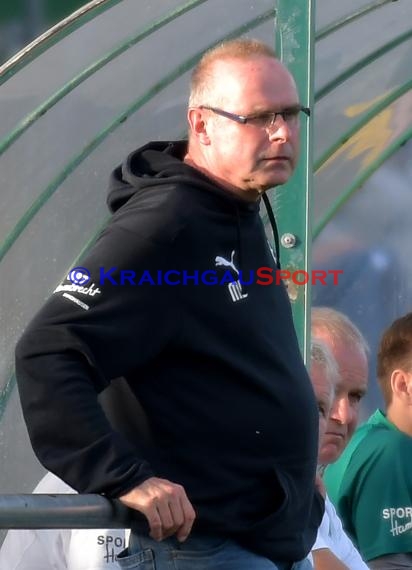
[0,0,86,65]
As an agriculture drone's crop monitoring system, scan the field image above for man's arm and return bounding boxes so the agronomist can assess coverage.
[312,549,350,569]
[16,224,195,540]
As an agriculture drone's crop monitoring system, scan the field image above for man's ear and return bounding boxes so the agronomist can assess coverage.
[390,369,412,402]
[406,373,412,402]
[187,108,211,145]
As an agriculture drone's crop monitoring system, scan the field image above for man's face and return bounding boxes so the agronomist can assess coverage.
[204,56,301,194]
[311,361,333,451]
[314,331,368,465]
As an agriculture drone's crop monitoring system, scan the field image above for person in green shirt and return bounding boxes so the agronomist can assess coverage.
[325,312,412,569]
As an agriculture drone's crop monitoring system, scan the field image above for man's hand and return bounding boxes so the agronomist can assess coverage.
[119,477,196,542]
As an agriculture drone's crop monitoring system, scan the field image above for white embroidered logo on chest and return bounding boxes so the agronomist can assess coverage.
[215,250,248,303]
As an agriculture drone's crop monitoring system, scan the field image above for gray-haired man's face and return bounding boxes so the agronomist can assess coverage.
[314,333,368,465]
[310,360,333,452]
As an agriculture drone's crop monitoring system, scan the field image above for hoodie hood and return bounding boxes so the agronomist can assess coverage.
[107,140,280,268]
[107,140,259,214]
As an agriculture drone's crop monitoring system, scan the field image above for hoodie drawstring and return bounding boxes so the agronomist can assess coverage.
[234,204,244,279]
[262,193,281,270]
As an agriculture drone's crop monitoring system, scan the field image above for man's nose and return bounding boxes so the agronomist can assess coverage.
[267,117,292,141]
[331,397,351,424]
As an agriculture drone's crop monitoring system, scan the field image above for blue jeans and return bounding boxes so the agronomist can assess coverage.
[116,532,313,569]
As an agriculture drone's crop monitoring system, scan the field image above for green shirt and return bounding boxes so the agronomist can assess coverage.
[324,409,412,561]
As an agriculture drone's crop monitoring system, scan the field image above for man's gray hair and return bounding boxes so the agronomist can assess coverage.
[312,306,369,359]
[311,338,339,403]
[188,38,278,109]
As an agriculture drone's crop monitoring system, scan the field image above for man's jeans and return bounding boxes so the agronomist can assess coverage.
[116,532,313,569]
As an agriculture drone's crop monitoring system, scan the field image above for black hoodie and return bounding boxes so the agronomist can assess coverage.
[16,141,323,562]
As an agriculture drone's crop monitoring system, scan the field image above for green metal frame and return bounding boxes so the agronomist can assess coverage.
[316,29,412,101]
[274,0,316,361]
[0,0,210,155]
[316,0,395,41]
[314,122,412,239]
[0,0,123,82]
[0,9,274,265]
[314,79,412,172]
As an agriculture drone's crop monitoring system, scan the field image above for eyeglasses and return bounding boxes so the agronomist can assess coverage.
[199,105,310,130]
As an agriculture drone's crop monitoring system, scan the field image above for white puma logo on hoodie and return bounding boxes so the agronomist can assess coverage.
[215,250,239,276]
[215,250,248,303]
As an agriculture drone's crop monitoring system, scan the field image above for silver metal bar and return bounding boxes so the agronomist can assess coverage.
[0,494,135,529]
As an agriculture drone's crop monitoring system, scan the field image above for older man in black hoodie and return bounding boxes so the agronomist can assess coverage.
[16,39,320,570]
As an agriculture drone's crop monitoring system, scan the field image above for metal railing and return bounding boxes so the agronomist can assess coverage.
[0,494,133,529]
